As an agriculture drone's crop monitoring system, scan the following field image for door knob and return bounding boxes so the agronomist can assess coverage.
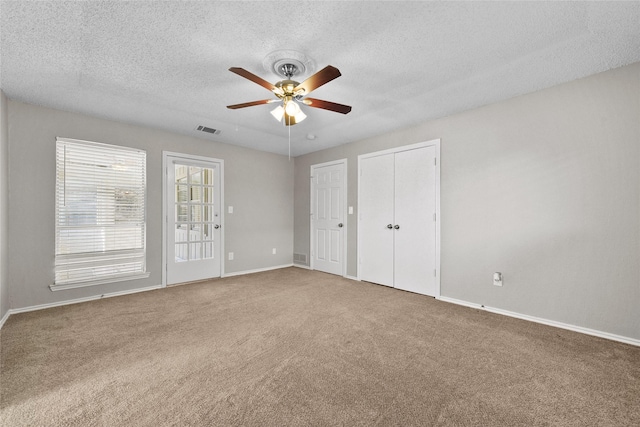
[338,223,343,228]
[387,224,393,229]
[394,225,400,229]
[214,224,220,229]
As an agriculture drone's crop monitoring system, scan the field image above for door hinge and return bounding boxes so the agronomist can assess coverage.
[434,269,437,277]
[434,158,437,166]
[433,213,436,221]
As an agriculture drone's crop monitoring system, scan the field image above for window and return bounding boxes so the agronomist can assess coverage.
[53,137,148,290]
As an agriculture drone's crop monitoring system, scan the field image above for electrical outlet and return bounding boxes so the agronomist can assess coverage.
[228,206,233,214]
[272,248,276,255]
[228,252,234,261]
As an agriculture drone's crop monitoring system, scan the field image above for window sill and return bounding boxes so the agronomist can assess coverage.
[50,272,151,292]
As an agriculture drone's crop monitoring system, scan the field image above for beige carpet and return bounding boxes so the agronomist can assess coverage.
[1,267,639,426]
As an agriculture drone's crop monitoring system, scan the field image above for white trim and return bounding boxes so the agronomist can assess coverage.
[437,296,482,310]
[222,263,294,278]
[438,296,640,347]
[434,142,441,297]
[49,272,150,291]
[294,264,358,281]
[357,139,441,297]
[56,137,145,154]
[162,151,225,286]
[310,158,348,277]
[4,284,163,319]
[0,309,10,329]
[55,138,148,287]
[357,140,439,160]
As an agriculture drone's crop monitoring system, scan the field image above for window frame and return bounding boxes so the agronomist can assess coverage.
[52,137,149,291]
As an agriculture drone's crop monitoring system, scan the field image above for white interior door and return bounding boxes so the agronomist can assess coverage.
[393,146,437,296]
[359,153,395,286]
[166,156,222,285]
[311,161,345,276]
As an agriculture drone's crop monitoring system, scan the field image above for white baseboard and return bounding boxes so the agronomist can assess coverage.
[437,296,483,310]
[437,296,640,347]
[222,263,294,278]
[0,309,10,329]
[4,284,163,320]
[293,265,358,280]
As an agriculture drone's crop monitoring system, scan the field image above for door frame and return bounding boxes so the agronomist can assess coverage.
[357,139,441,297]
[162,151,225,287]
[310,158,347,277]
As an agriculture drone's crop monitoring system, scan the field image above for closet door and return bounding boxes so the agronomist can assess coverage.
[393,146,437,296]
[359,153,395,286]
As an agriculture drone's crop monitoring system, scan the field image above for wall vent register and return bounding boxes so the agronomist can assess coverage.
[195,125,221,135]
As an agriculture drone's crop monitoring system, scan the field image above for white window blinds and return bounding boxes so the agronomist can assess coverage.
[54,138,148,290]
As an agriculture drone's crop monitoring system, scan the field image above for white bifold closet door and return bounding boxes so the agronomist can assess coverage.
[359,153,395,287]
[359,145,437,296]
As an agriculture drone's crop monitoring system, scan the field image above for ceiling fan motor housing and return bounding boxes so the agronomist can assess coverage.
[275,78,301,98]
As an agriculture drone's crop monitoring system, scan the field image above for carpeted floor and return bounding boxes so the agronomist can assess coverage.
[1,267,639,426]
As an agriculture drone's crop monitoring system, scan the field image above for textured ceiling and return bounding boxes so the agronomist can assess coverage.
[1,1,639,157]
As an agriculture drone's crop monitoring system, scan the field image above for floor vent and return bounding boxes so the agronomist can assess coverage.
[195,125,221,135]
[293,253,308,264]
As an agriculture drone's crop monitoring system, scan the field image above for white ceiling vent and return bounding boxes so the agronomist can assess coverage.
[195,125,221,135]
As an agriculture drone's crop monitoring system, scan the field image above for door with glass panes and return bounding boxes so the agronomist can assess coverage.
[166,157,222,284]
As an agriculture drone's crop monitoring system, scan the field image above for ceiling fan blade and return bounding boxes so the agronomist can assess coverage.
[229,67,280,93]
[226,99,277,109]
[295,66,342,95]
[303,98,352,114]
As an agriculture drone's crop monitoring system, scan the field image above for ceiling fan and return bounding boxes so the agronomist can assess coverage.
[226,64,352,126]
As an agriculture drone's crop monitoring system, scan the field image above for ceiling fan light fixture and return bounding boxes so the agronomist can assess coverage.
[271,105,285,121]
[272,103,306,125]
[294,109,307,123]
[284,99,301,116]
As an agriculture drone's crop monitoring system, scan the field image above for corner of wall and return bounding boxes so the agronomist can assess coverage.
[0,90,9,324]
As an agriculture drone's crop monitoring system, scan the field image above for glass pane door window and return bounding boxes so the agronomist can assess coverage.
[174,165,217,262]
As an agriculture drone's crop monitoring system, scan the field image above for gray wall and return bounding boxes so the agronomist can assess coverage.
[7,100,293,309]
[294,63,640,341]
[0,90,8,320]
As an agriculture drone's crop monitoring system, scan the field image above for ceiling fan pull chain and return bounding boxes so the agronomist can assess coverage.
[288,122,291,161]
